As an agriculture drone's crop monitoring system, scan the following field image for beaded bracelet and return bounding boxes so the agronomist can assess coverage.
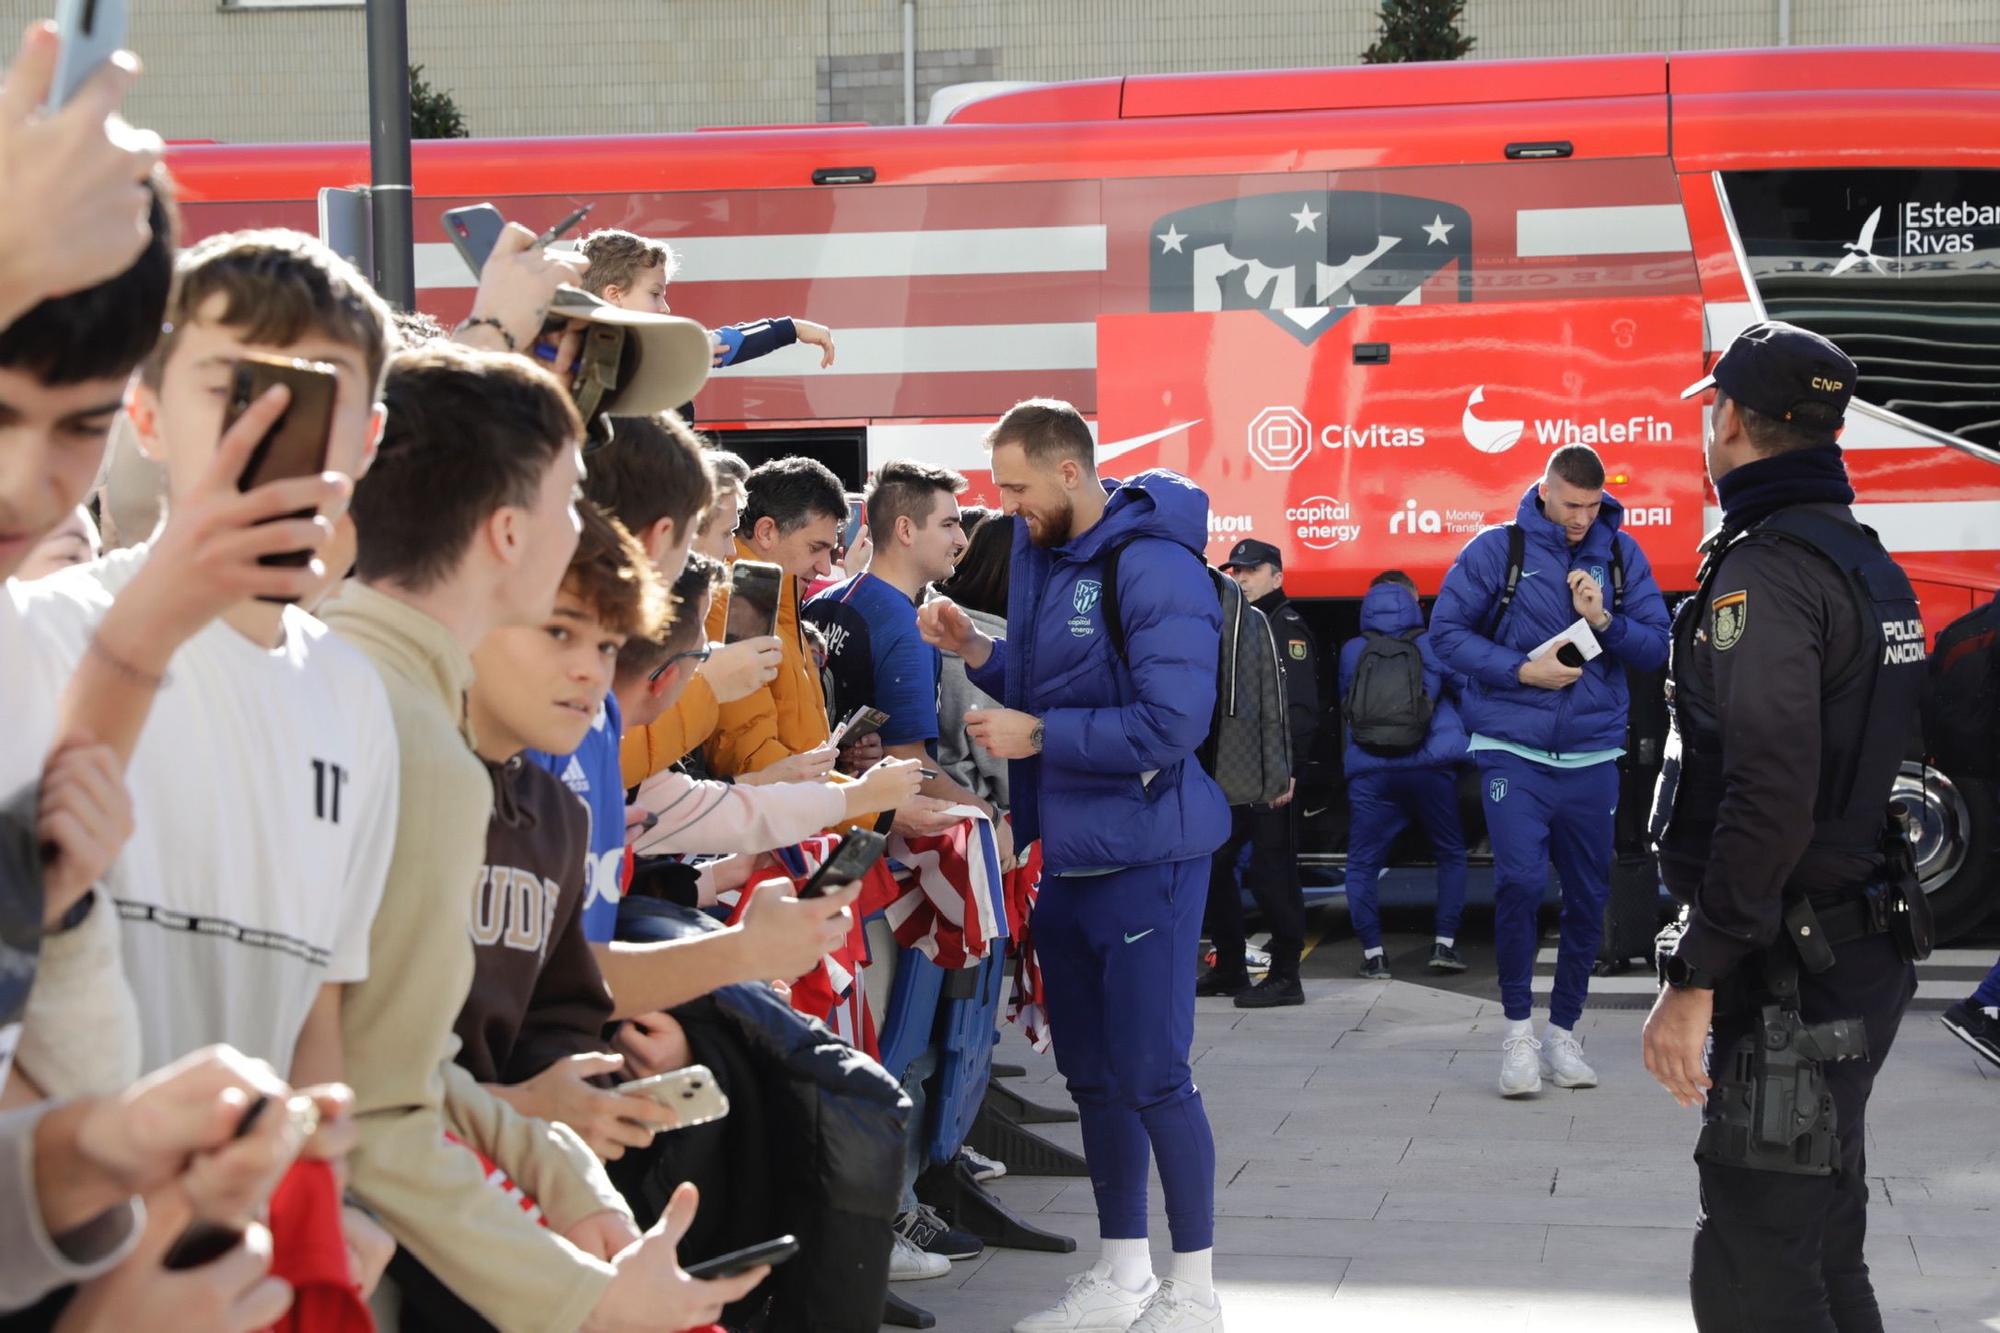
[457,316,518,351]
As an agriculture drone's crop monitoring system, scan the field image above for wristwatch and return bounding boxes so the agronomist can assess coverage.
[1029,720,1045,754]
[1660,952,1717,991]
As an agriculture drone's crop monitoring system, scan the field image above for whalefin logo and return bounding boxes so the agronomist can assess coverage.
[1831,206,1889,277]
[1150,191,1472,345]
[1462,387,1525,454]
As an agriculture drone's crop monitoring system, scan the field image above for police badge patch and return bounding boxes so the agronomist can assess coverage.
[1712,590,1748,651]
[1289,640,1308,661]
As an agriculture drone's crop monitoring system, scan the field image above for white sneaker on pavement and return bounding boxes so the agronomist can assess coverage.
[1129,1279,1224,1332]
[1499,1028,1543,1098]
[961,1144,1008,1181]
[1012,1262,1158,1332]
[1540,1025,1599,1088]
[889,1230,951,1282]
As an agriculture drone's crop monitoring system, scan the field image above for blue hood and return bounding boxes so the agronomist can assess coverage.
[1066,469,1212,563]
[1358,581,1426,636]
[1512,482,1628,563]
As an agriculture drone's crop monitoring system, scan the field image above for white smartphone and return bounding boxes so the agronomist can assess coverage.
[614,1064,730,1130]
[47,0,129,110]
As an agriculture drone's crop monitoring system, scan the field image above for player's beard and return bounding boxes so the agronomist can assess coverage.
[1028,496,1075,548]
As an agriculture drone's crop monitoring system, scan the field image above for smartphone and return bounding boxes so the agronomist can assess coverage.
[46,0,128,110]
[1556,642,1587,669]
[797,830,887,900]
[613,1064,730,1130]
[724,560,784,644]
[683,1235,799,1281]
[841,494,866,552]
[225,356,338,584]
[829,704,890,750]
[443,203,507,278]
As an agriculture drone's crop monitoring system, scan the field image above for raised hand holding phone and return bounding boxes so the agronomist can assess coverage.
[457,220,587,354]
[0,18,162,325]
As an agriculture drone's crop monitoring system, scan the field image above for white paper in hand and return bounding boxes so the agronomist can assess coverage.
[1527,618,1604,664]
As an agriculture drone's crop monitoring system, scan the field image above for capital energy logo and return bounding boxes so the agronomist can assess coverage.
[1288,496,1361,551]
[1151,190,1472,346]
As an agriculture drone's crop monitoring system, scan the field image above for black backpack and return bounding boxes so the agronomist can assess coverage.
[1344,629,1434,757]
[1101,542,1292,807]
[1925,595,2000,782]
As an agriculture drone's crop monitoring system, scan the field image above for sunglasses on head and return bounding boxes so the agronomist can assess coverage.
[649,643,713,683]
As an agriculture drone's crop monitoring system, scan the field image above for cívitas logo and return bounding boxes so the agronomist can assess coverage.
[1151,190,1472,346]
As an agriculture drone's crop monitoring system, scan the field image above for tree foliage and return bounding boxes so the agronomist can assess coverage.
[1361,0,1476,64]
[409,63,468,140]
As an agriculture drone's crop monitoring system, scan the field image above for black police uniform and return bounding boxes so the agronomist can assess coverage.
[1651,324,1929,1333]
[1202,540,1319,1000]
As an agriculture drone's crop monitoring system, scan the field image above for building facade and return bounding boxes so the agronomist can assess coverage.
[6,0,1995,144]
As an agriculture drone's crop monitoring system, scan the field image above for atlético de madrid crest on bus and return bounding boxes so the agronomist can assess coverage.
[1150,190,1473,345]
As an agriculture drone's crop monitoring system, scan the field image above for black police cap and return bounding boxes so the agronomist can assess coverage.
[1220,538,1282,571]
[1680,320,1856,440]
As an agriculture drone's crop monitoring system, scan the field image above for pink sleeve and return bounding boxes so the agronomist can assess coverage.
[631,769,848,855]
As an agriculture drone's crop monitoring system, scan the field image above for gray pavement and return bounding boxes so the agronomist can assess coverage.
[885,978,2000,1331]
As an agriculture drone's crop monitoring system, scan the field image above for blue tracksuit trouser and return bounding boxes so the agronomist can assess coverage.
[1033,857,1216,1253]
[1974,956,2000,1009]
[1343,767,1469,952]
[1479,752,1619,1029]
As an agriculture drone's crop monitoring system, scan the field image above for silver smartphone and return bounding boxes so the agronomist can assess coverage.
[47,0,128,110]
[614,1064,730,1130]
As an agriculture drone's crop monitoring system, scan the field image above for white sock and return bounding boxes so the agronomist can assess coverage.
[1507,1017,1534,1040]
[1546,1021,1574,1041]
[1436,935,1455,948]
[1101,1236,1153,1293]
[1166,1249,1215,1305]
[1364,946,1384,959]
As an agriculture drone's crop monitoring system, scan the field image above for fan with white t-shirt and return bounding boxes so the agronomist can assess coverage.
[9,546,399,1077]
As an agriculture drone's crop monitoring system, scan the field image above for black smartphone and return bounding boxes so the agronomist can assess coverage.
[1556,642,1587,669]
[683,1234,799,1281]
[443,203,507,277]
[724,561,784,644]
[830,704,890,749]
[224,356,339,588]
[47,0,128,110]
[797,830,886,900]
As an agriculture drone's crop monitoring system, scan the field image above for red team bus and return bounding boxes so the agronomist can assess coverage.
[165,45,2000,934]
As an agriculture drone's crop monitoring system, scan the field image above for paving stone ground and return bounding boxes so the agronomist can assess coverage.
[883,978,2000,1332]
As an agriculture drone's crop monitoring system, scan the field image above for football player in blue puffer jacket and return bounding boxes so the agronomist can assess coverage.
[921,399,1231,1333]
[1429,445,1670,1100]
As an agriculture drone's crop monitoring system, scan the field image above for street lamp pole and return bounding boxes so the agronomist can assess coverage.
[364,0,415,309]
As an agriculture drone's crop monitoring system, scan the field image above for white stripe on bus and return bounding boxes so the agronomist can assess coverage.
[708,321,1097,377]
[1515,204,1691,258]
[413,224,1110,289]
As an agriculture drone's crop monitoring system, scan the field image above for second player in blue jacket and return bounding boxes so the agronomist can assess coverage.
[1429,448,1670,1098]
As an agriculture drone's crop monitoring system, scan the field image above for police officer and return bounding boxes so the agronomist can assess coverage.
[1643,322,1928,1332]
[1197,539,1319,1007]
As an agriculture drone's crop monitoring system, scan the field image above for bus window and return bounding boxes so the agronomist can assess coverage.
[1721,169,2000,453]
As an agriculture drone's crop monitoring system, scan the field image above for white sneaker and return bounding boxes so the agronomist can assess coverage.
[1540,1026,1599,1088]
[1129,1279,1224,1332]
[961,1144,1008,1181]
[1499,1029,1543,1098]
[889,1230,950,1281]
[1012,1262,1158,1332]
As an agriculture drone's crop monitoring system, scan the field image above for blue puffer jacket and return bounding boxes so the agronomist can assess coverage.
[1429,484,1671,758]
[1338,581,1470,777]
[968,470,1231,875]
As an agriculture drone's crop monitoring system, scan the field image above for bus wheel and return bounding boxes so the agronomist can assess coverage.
[1891,761,1996,943]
